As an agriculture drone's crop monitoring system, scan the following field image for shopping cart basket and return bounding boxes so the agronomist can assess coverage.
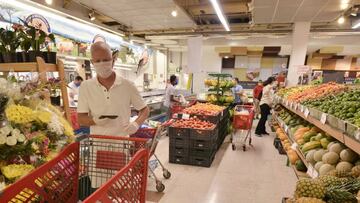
[131,126,171,192]
[0,135,149,203]
[231,105,255,151]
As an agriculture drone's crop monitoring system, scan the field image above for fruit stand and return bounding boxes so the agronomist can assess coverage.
[204,73,235,105]
[273,82,360,202]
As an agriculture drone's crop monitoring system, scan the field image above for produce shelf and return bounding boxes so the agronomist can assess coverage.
[280,103,360,155]
[273,117,309,179]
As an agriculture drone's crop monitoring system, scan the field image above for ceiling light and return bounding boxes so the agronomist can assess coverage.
[350,7,358,16]
[210,0,230,31]
[224,56,229,59]
[338,16,345,24]
[171,10,177,17]
[88,10,96,21]
[352,18,360,29]
[341,0,350,4]
[340,3,349,10]
[45,0,53,5]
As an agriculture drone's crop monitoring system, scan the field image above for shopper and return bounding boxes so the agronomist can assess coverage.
[77,41,149,136]
[163,75,179,119]
[255,76,276,137]
[232,77,243,105]
[68,76,83,108]
[253,80,263,119]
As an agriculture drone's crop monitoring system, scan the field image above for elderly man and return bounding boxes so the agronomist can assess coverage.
[77,41,149,136]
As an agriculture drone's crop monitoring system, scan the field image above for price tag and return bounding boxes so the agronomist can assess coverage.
[320,113,327,124]
[294,103,299,111]
[355,130,360,141]
[300,105,304,112]
[182,114,190,120]
[291,143,298,150]
[304,108,310,118]
[284,125,289,133]
[306,165,319,178]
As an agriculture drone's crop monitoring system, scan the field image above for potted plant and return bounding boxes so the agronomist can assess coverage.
[0,28,20,63]
[13,24,30,62]
[43,33,56,64]
[26,26,47,62]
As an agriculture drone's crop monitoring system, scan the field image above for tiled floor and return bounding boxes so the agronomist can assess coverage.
[146,124,297,203]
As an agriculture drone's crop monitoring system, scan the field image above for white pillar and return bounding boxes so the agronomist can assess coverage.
[186,36,203,93]
[287,22,311,86]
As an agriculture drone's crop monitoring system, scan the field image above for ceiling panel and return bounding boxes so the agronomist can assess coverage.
[253,0,278,7]
[303,0,329,6]
[294,6,322,21]
[77,0,194,30]
[278,0,303,7]
[272,6,298,23]
[253,7,276,23]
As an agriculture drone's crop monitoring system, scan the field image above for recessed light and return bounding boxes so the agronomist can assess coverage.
[338,16,345,24]
[89,10,96,21]
[341,0,350,4]
[45,0,52,5]
[171,10,177,17]
[224,56,229,59]
[340,3,348,10]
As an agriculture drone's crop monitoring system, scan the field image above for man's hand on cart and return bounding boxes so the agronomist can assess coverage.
[124,121,140,134]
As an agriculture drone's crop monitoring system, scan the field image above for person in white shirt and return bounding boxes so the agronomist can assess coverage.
[163,75,179,119]
[255,76,277,137]
[68,76,83,108]
[77,41,149,136]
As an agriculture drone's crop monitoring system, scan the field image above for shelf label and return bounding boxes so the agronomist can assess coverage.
[182,114,190,120]
[286,100,289,107]
[300,105,304,113]
[294,103,299,111]
[284,125,289,133]
[304,108,310,118]
[291,143,298,150]
[307,165,319,178]
[355,130,360,141]
[320,113,327,124]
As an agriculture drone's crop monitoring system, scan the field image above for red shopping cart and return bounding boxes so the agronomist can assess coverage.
[0,135,149,203]
[231,105,255,151]
[130,126,171,192]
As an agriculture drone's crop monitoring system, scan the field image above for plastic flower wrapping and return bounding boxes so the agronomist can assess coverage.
[0,78,74,190]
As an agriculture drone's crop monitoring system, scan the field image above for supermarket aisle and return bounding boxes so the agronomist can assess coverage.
[146,124,297,203]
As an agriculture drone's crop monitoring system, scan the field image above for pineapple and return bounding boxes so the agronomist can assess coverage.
[295,197,325,203]
[325,178,360,203]
[317,175,342,188]
[328,169,352,178]
[295,179,326,199]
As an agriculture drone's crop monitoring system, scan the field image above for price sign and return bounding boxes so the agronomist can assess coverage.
[291,143,298,150]
[320,113,327,124]
[294,103,299,111]
[300,105,304,112]
[182,114,190,120]
[307,165,319,178]
[304,108,310,118]
[285,125,289,133]
[355,130,360,141]
[285,100,289,107]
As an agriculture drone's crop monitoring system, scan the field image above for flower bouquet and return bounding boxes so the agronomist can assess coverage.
[0,77,74,190]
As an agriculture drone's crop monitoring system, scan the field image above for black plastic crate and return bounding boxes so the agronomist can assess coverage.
[190,138,216,149]
[189,153,215,167]
[190,127,218,141]
[169,154,189,165]
[169,127,190,138]
[190,147,215,157]
[169,136,190,147]
[195,114,221,124]
[169,145,189,157]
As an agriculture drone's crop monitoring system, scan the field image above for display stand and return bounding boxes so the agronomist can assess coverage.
[0,57,71,122]
[207,73,233,105]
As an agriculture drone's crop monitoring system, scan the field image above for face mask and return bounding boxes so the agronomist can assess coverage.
[93,61,113,78]
[75,83,80,87]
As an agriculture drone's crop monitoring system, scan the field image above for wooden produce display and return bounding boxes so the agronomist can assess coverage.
[0,57,70,121]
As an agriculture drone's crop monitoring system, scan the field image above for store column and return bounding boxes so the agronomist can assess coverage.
[287,22,311,86]
[186,36,203,93]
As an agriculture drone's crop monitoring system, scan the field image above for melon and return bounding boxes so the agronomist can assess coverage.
[306,150,317,165]
[327,142,337,150]
[315,161,324,171]
[329,143,345,154]
[314,149,327,162]
[319,164,336,176]
[336,161,353,173]
[322,152,339,165]
[339,149,358,163]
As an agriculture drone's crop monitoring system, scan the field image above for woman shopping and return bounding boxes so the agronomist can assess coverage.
[255,77,276,137]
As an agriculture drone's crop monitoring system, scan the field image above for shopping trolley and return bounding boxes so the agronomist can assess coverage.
[131,125,171,192]
[231,105,255,151]
[0,135,150,203]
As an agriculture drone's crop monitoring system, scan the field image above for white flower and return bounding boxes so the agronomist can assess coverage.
[48,116,64,135]
[0,125,12,137]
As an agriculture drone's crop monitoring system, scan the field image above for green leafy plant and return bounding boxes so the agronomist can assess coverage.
[0,28,20,53]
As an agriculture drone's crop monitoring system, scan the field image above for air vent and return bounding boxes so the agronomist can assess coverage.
[103,21,122,26]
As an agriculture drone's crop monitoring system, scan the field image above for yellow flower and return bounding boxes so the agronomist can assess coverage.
[34,111,52,124]
[59,117,74,138]
[5,105,34,124]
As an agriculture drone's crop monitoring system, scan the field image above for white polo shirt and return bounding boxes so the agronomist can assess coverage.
[77,73,147,136]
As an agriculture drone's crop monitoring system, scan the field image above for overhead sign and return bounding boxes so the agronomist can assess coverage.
[25,14,51,34]
[296,65,311,74]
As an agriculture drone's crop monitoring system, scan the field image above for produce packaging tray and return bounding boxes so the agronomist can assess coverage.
[346,122,359,138]
[169,145,189,157]
[169,127,190,138]
[189,147,215,158]
[169,154,189,165]
[190,127,218,141]
[327,114,339,130]
[189,152,215,167]
[309,107,322,120]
